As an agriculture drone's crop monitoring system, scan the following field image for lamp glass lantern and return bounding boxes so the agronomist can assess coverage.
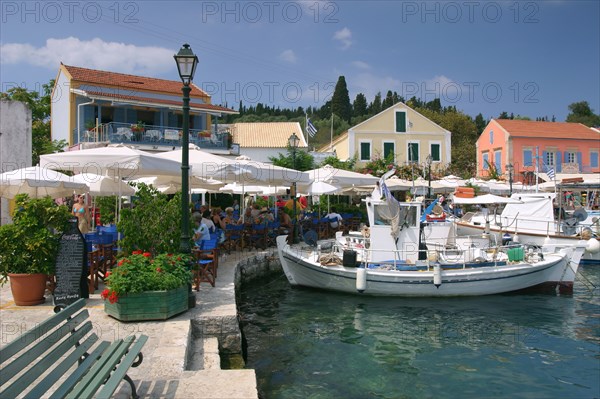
[174,44,199,85]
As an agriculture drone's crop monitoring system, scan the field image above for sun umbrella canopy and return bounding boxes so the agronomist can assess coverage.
[39,145,181,179]
[0,166,87,199]
[298,180,340,195]
[452,194,523,205]
[71,173,135,196]
[307,165,378,187]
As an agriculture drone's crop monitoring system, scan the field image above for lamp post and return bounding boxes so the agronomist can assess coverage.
[288,132,300,244]
[426,154,432,199]
[174,43,198,254]
[507,163,514,196]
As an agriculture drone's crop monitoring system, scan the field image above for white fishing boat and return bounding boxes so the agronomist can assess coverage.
[454,193,600,265]
[276,180,587,297]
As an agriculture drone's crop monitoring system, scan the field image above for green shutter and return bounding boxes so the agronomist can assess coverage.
[383,142,395,160]
[431,144,440,161]
[408,143,418,162]
[396,112,406,132]
[360,142,371,160]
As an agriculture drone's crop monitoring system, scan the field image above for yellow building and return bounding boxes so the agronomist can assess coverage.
[319,103,451,168]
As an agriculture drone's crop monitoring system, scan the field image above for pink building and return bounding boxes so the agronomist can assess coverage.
[476,119,600,183]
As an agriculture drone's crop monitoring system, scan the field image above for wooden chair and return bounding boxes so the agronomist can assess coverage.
[224,224,244,253]
[98,243,115,280]
[192,237,219,289]
[248,223,268,249]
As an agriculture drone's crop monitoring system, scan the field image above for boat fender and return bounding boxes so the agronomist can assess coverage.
[586,238,600,254]
[433,264,442,288]
[356,267,367,293]
[512,232,519,243]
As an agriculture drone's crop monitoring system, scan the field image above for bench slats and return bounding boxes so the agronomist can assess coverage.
[0,321,93,398]
[0,312,90,386]
[0,299,86,363]
[66,337,135,399]
[24,333,99,399]
[49,341,111,399]
[97,335,149,399]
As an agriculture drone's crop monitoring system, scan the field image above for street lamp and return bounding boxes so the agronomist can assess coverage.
[426,154,432,199]
[288,132,300,244]
[506,163,514,196]
[174,43,198,254]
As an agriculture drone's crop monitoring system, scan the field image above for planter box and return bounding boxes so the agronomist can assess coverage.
[104,286,188,321]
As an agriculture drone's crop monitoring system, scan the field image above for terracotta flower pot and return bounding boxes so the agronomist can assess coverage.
[8,273,47,306]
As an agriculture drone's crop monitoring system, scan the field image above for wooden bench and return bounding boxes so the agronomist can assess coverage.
[0,299,148,399]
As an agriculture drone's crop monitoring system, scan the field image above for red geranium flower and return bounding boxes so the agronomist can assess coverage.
[132,250,143,255]
[108,291,119,304]
[101,288,109,299]
[105,271,111,278]
[143,252,152,258]
[156,267,162,273]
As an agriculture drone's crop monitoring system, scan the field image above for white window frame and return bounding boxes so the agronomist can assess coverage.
[394,110,408,133]
[429,141,442,162]
[482,152,489,170]
[545,151,555,167]
[494,149,502,172]
[359,140,372,161]
[407,140,420,163]
[382,140,396,162]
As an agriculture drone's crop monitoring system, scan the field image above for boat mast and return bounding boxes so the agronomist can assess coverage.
[535,146,539,193]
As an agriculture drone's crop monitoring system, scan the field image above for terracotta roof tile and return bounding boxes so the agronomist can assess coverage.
[63,64,209,98]
[231,122,307,148]
[494,119,599,140]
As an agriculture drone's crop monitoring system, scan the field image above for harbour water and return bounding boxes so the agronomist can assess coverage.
[238,265,600,399]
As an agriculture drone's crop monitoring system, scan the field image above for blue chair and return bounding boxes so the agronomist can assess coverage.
[224,224,244,253]
[192,237,219,289]
[249,223,268,249]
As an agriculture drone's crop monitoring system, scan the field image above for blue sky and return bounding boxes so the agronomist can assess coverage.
[1,0,599,121]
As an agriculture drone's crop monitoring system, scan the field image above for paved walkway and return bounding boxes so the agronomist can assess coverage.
[0,249,275,399]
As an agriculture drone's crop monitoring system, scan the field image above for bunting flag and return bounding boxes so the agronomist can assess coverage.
[306,118,317,137]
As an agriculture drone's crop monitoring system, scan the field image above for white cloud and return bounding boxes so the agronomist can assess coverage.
[351,61,370,70]
[279,49,297,64]
[352,72,401,100]
[0,37,174,76]
[333,27,352,50]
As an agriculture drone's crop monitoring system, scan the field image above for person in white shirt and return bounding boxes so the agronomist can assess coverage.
[193,213,210,246]
[201,210,216,233]
[325,207,343,229]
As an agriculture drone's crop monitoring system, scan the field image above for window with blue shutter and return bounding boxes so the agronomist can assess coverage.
[591,151,599,168]
[577,152,582,172]
[523,149,533,166]
[494,150,502,172]
[556,151,562,172]
[483,153,489,170]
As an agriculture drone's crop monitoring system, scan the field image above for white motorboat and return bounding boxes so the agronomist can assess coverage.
[454,193,600,265]
[276,181,587,297]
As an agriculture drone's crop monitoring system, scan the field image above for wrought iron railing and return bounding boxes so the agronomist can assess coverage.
[75,122,231,150]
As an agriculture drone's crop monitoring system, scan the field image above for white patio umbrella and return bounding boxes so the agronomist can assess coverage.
[452,194,523,205]
[298,180,339,195]
[71,173,136,196]
[0,166,87,199]
[307,165,378,187]
[39,144,181,179]
[131,175,223,194]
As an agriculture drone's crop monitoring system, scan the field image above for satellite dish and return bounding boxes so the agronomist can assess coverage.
[303,229,318,247]
[572,208,588,222]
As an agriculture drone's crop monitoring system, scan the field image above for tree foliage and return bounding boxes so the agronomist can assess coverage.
[269,146,315,171]
[331,76,352,123]
[566,101,600,127]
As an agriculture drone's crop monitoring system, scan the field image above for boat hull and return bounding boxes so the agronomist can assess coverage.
[276,236,579,297]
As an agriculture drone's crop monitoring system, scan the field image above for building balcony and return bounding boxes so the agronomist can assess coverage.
[76,122,232,152]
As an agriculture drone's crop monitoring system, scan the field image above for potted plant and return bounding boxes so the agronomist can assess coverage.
[0,195,71,305]
[102,251,192,321]
[131,121,145,141]
[199,131,212,138]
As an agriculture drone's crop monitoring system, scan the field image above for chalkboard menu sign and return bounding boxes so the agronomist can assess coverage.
[53,218,88,308]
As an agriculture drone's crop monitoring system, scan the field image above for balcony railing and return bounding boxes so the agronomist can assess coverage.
[76,122,231,150]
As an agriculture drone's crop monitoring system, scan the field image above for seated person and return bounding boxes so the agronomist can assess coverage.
[201,210,216,233]
[325,207,343,229]
[257,207,274,223]
[279,210,292,233]
[211,208,225,230]
[242,207,254,225]
[192,213,210,246]
[223,207,239,225]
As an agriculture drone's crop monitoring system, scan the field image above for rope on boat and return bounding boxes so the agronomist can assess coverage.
[319,253,343,266]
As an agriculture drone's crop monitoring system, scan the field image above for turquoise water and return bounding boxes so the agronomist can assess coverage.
[238,266,600,399]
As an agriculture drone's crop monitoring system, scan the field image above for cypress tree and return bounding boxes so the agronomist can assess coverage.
[331,76,352,123]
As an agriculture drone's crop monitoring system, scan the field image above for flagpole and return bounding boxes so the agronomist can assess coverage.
[305,113,309,147]
[535,146,539,193]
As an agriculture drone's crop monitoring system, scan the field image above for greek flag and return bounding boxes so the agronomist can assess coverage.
[547,167,555,180]
[306,118,317,137]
